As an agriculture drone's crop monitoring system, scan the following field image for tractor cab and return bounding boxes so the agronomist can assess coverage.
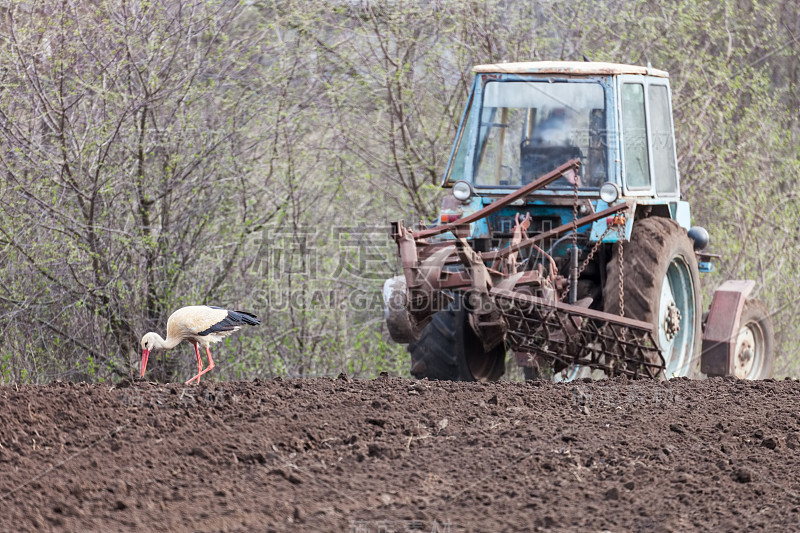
[439,61,688,250]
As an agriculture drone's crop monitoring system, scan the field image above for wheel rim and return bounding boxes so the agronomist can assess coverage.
[734,320,765,379]
[657,256,696,377]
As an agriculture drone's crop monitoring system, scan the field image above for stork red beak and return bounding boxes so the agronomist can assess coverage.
[141,349,150,378]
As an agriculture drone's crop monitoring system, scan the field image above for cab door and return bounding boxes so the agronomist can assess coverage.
[617,75,653,196]
[616,75,680,198]
[646,81,680,197]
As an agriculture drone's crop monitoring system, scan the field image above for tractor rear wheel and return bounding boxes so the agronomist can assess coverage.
[604,217,702,378]
[733,299,774,379]
[408,294,506,381]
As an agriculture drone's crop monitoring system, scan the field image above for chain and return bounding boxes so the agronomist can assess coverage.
[560,198,626,303]
[560,225,616,302]
[555,189,628,316]
[577,225,614,279]
[618,234,625,317]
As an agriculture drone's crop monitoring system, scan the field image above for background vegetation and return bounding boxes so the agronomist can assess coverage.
[0,0,798,382]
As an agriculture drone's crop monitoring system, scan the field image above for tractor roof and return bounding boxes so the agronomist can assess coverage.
[473,61,669,78]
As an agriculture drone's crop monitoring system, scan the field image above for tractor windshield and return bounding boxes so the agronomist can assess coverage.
[472,80,607,189]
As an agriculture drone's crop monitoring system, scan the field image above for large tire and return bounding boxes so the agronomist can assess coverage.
[408,294,506,381]
[604,217,702,378]
[733,298,775,379]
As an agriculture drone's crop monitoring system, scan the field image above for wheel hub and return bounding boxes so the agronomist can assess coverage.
[663,301,682,341]
[734,326,757,378]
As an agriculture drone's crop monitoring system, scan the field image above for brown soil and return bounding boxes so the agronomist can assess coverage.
[1,376,799,532]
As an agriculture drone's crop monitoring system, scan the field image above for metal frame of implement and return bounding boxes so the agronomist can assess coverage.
[391,159,666,378]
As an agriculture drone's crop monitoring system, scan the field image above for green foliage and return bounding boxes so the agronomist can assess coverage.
[0,0,797,382]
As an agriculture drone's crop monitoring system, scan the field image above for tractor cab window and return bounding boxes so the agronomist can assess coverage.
[621,83,651,189]
[473,80,607,189]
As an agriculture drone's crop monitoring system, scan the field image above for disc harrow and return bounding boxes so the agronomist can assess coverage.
[492,288,665,378]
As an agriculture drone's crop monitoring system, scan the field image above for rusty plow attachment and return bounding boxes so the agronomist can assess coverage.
[492,289,664,378]
[388,160,665,378]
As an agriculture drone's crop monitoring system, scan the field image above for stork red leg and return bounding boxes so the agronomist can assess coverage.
[185,342,204,385]
[194,346,216,380]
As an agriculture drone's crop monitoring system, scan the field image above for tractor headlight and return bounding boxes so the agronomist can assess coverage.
[599,182,620,203]
[452,180,473,202]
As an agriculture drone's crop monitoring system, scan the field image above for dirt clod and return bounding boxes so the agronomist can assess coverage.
[732,468,754,483]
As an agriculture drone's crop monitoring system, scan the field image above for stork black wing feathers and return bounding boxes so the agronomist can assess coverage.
[198,308,261,336]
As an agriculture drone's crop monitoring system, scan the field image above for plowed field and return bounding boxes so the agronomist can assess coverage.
[1,376,799,532]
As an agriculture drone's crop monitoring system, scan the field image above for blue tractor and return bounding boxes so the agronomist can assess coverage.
[384,61,774,381]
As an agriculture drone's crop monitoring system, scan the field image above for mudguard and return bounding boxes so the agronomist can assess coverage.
[701,280,754,377]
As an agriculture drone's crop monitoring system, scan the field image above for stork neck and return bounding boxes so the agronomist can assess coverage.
[152,332,182,350]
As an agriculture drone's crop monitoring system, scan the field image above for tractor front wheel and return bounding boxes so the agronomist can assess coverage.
[604,217,702,378]
[408,294,506,381]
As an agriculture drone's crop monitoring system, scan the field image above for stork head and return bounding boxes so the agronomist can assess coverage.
[140,332,161,378]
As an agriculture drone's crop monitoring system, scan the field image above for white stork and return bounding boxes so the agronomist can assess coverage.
[140,306,260,384]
